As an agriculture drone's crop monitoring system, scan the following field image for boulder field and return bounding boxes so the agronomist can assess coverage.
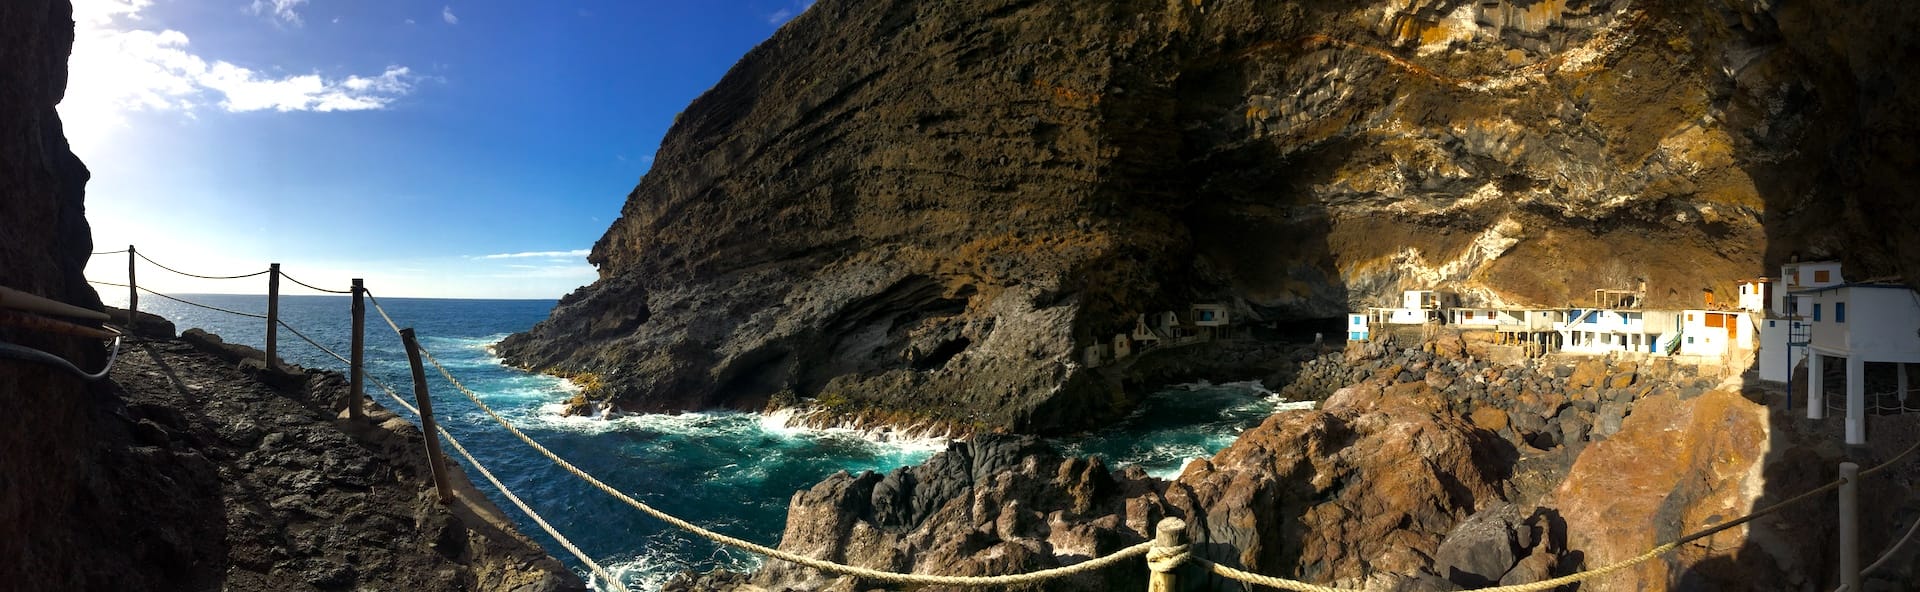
[670,338,1920,591]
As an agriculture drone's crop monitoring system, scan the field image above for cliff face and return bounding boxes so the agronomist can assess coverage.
[501,0,1920,432]
[0,0,120,587]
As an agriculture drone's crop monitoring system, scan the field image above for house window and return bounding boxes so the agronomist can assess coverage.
[1815,270,1831,282]
[1687,336,1695,344]
[1200,310,1215,322]
[1686,313,1694,322]
[1769,320,1776,328]
[1813,303,1822,322]
[1836,302,1846,323]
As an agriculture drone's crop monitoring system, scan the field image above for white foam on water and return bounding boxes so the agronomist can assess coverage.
[594,543,764,592]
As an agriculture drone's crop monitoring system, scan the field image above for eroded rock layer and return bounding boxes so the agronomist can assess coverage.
[502,0,1920,432]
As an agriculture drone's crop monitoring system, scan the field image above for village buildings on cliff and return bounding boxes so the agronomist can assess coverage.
[1080,260,1917,446]
[1340,260,1919,445]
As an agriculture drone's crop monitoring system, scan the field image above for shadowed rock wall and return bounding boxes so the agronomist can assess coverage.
[504,0,1918,434]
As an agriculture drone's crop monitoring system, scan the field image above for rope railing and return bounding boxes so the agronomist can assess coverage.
[236,296,631,591]
[87,280,271,319]
[281,272,353,295]
[88,248,1920,591]
[134,250,271,280]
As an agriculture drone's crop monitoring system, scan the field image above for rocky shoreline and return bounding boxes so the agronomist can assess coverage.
[667,332,1920,591]
[101,318,585,591]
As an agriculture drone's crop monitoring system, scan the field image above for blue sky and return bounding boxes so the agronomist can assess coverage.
[70,0,813,299]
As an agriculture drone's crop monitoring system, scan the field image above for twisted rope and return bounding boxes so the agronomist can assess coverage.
[406,336,1152,585]
[86,280,271,319]
[93,248,129,255]
[135,251,271,280]
[1200,473,1853,592]
[345,353,627,591]
[281,272,353,295]
[1146,543,1191,573]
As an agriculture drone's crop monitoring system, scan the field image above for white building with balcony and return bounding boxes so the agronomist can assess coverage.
[1794,279,1920,445]
[1761,262,1844,384]
[1560,308,1674,355]
[1367,289,1452,325]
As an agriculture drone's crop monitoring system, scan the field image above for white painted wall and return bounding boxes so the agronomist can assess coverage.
[1758,317,1808,382]
[1822,287,1920,362]
[1677,309,1751,356]
[1738,280,1769,313]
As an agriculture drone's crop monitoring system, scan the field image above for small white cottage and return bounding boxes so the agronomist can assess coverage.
[1796,279,1920,445]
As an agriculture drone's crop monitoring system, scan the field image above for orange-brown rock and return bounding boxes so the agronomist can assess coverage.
[1471,407,1511,433]
[1568,360,1608,390]
[1551,389,1769,591]
[1172,391,1508,589]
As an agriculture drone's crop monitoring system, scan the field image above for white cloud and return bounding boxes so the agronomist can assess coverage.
[405,18,416,25]
[247,0,309,27]
[442,5,459,25]
[767,0,815,25]
[477,249,592,260]
[61,1,416,154]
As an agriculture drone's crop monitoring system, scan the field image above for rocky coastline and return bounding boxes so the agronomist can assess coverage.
[98,317,585,591]
[668,333,1920,591]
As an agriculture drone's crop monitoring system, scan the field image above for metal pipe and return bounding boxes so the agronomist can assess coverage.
[0,285,109,321]
[0,310,118,340]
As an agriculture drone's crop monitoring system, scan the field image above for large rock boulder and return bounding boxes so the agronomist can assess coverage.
[1552,389,1770,590]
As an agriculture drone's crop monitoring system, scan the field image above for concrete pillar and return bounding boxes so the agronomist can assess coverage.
[1846,356,1866,446]
[1809,353,1825,420]
[1900,362,1910,403]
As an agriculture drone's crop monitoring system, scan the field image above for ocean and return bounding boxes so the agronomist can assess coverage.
[102,293,1307,591]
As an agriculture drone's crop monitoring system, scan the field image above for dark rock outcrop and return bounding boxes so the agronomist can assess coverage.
[703,367,1516,592]
[502,0,1920,434]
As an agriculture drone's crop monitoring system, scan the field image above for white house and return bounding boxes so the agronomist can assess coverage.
[1774,261,1845,315]
[1448,307,1523,327]
[1368,290,1451,325]
[1561,308,1674,355]
[1794,280,1920,445]
[1346,313,1370,342]
[1759,262,1843,385]
[1674,309,1754,357]
[1736,278,1771,313]
[1190,304,1229,326]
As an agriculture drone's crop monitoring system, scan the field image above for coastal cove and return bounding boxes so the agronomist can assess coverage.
[108,294,1316,590]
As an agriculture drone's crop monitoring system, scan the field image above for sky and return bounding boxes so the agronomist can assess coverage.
[69,0,815,299]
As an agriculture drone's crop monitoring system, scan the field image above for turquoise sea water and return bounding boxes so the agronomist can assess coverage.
[104,293,1306,590]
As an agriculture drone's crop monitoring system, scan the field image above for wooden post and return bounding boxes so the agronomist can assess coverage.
[401,328,454,504]
[1148,517,1188,592]
[265,263,281,369]
[1839,461,1862,592]
[348,278,366,422]
[126,245,137,325]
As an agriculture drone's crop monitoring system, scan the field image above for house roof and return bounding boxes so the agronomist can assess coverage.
[1789,277,1914,295]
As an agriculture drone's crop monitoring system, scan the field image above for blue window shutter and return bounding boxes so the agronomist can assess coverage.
[1814,303,1822,321]
[1836,302,1846,323]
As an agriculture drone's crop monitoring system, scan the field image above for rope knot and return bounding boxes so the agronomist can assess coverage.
[1146,543,1192,573]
